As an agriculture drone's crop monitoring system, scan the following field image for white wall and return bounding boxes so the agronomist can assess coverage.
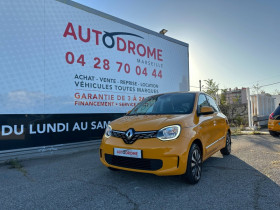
[251,94,275,116]
[272,95,280,110]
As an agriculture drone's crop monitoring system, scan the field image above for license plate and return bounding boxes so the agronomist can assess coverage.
[114,148,142,158]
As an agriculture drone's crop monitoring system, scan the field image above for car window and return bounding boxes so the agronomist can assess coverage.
[197,94,210,113]
[274,105,280,116]
[128,93,195,115]
[206,95,219,112]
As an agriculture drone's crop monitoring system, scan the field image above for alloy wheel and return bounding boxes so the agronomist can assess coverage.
[226,133,231,153]
[191,148,202,181]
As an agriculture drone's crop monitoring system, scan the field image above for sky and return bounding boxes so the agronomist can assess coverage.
[73,0,280,94]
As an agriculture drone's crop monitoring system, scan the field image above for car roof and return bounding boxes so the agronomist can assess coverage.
[149,91,201,96]
[147,91,215,99]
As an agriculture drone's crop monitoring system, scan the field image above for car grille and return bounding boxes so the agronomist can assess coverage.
[111,130,157,144]
[105,154,163,171]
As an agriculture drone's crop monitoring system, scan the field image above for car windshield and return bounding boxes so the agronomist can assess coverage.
[128,93,195,115]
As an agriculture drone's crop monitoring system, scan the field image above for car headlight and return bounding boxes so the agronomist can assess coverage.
[157,125,181,141]
[104,125,112,138]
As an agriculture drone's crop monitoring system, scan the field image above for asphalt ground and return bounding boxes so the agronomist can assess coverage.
[0,135,279,210]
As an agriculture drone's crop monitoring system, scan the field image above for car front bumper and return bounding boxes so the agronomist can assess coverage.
[99,134,191,176]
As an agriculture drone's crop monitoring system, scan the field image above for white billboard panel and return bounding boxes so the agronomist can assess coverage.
[0,0,189,114]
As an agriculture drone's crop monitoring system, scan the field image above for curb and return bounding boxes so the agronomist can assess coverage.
[232,131,270,136]
[0,140,101,164]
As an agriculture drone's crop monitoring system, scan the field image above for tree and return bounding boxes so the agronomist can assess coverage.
[220,89,227,105]
[252,83,262,94]
[232,95,240,104]
[274,89,280,95]
[203,79,219,100]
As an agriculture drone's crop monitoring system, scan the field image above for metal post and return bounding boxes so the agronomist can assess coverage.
[257,94,259,116]
[199,80,201,91]
[247,88,253,128]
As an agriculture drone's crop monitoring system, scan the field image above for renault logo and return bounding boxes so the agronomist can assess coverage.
[125,129,134,140]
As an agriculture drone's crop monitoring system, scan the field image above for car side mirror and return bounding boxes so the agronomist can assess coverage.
[199,106,214,115]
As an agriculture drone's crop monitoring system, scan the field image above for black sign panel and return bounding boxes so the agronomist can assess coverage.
[0,113,124,151]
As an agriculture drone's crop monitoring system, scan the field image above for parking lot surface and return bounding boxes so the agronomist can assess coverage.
[0,135,279,210]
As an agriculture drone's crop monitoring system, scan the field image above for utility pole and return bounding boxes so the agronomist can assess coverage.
[247,88,253,129]
[199,80,201,91]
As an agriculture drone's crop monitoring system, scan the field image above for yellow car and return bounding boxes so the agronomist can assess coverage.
[268,103,280,137]
[100,92,231,184]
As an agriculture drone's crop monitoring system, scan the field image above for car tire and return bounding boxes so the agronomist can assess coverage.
[220,132,231,155]
[184,143,202,184]
[269,130,279,137]
[108,167,119,171]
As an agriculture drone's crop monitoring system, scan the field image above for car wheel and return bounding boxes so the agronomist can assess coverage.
[184,143,202,184]
[220,132,231,155]
[269,130,279,137]
[108,167,119,171]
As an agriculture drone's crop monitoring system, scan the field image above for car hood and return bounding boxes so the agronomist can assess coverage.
[110,114,195,131]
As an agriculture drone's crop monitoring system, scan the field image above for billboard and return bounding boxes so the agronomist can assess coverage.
[0,0,189,150]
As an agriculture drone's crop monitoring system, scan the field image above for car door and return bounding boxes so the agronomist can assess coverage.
[206,95,227,150]
[197,94,216,155]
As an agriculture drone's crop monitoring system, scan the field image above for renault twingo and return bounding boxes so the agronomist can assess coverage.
[100,92,231,184]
